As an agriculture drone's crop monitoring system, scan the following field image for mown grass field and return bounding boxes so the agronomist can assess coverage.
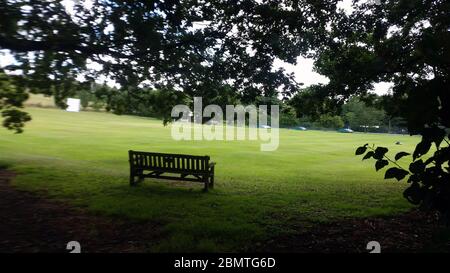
[0,107,419,251]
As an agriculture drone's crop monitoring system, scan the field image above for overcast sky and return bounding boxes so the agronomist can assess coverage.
[0,0,392,95]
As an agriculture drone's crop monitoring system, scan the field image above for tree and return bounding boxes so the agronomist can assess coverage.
[317,114,344,129]
[93,84,188,123]
[0,0,340,131]
[0,71,30,132]
[289,85,341,120]
[313,0,449,222]
[279,104,299,127]
[342,97,385,132]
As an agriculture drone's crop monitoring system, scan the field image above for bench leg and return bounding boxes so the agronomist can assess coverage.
[209,175,214,189]
[130,169,142,186]
[203,176,209,192]
[130,173,136,186]
[209,166,215,189]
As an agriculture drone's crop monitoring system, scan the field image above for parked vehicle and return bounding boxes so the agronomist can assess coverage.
[338,128,354,133]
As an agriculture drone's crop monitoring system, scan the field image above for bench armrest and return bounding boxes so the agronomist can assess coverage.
[209,162,216,169]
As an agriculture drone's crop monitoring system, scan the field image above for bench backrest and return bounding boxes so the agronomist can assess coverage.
[129,150,210,173]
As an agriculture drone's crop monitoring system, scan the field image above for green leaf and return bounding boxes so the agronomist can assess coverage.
[373,147,389,160]
[403,183,423,205]
[394,151,410,161]
[422,127,446,148]
[409,159,425,174]
[355,146,367,155]
[413,140,431,160]
[407,174,421,183]
[424,157,434,165]
[362,151,374,160]
[385,167,409,181]
[375,159,389,171]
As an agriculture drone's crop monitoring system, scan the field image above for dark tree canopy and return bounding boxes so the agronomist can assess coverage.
[0,0,341,130]
[313,0,449,133]
[289,85,342,119]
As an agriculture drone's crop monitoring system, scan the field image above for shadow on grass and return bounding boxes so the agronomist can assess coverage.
[0,161,11,170]
[100,180,212,205]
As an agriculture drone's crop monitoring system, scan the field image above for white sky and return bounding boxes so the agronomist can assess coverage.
[0,0,392,95]
[0,51,15,67]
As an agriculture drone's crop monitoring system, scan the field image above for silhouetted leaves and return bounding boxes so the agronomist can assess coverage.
[355,146,367,155]
[403,183,424,205]
[1,0,341,131]
[375,159,389,171]
[409,160,426,174]
[385,167,409,181]
[328,0,450,223]
[433,146,450,166]
[357,133,450,224]
[395,152,410,161]
[413,140,431,160]
[424,157,434,165]
[362,151,374,160]
[423,127,447,148]
[373,147,389,160]
[1,108,31,134]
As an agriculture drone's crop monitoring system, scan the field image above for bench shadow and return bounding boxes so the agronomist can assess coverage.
[106,179,211,199]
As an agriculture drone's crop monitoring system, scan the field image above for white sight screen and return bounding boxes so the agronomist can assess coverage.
[66,98,81,112]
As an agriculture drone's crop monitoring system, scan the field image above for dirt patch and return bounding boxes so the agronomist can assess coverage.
[0,169,162,253]
[261,210,450,253]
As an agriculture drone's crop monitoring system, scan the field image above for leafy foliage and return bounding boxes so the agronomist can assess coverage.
[1,108,31,133]
[317,114,344,129]
[94,84,188,124]
[289,85,342,120]
[356,129,450,224]
[308,0,450,224]
[0,71,30,132]
[289,90,401,132]
[279,105,300,127]
[314,0,449,131]
[342,97,385,132]
[0,0,342,131]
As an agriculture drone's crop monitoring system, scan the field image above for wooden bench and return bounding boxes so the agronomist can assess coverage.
[128,150,216,191]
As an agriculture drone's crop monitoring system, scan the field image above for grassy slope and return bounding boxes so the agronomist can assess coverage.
[23,94,56,108]
[0,107,418,251]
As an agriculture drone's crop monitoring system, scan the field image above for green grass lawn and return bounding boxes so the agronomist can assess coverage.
[0,107,419,252]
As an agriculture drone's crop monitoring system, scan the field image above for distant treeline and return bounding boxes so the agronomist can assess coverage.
[51,82,407,133]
